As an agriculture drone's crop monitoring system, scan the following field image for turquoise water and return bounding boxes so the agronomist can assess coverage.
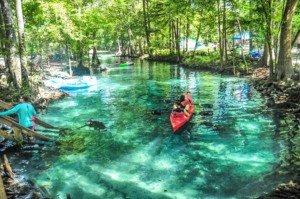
[9,56,293,198]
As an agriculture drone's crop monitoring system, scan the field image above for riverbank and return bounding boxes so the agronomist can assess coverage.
[0,63,69,109]
[250,68,300,199]
[0,64,69,197]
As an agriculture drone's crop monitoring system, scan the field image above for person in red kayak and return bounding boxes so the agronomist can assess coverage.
[173,100,184,112]
[180,95,191,117]
[173,93,193,117]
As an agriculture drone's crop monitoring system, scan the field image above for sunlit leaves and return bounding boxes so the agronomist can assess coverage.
[18,0,300,64]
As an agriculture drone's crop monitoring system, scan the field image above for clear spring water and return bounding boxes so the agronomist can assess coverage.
[8,55,295,198]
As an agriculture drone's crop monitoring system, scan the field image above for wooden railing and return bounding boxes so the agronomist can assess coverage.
[0,99,55,141]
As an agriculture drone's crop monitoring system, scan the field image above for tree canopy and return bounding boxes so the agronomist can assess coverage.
[0,0,299,89]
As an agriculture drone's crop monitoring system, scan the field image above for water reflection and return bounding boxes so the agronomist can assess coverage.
[7,55,296,198]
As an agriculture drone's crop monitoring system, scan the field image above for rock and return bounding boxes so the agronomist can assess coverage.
[258,181,300,199]
[265,97,275,107]
[0,74,10,89]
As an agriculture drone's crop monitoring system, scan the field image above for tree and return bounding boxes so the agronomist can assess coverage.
[91,31,100,69]
[143,0,152,55]
[15,0,28,77]
[259,0,279,79]
[0,0,22,88]
[276,0,298,81]
[230,0,248,73]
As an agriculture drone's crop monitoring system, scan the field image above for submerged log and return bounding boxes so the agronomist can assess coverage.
[0,130,18,142]
[3,155,14,180]
[0,175,7,199]
[0,154,53,198]
[0,126,23,142]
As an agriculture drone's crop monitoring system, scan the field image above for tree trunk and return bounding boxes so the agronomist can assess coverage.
[260,0,275,79]
[117,39,122,55]
[249,1,254,51]
[142,0,151,56]
[276,0,298,81]
[120,36,126,56]
[91,46,100,68]
[138,37,144,55]
[231,0,248,73]
[192,20,202,60]
[185,19,190,56]
[59,44,63,67]
[291,29,300,46]
[0,0,22,88]
[128,28,137,57]
[173,18,181,63]
[185,0,192,56]
[223,0,228,62]
[15,0,29,81]
[78,40,84,67]
[91,31,100,68]
[261,40,271,67]
[66,39,72,77]
[169,20,174,55]
[192,9,203,59]
[217,0,224,69]
[0,7,6,55]
[46,42,50,70]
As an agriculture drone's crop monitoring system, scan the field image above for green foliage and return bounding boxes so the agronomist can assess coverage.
[185,51,220,67]
[150,52,178,63]
[292,5,300,45]
[5,0,298,72]
[58,129,135,165]
[58,131,87,154]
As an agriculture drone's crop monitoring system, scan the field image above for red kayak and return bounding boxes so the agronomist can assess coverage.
[170,93,194,133]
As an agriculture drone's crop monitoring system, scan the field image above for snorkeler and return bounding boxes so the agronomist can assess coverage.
[86,119,106,130]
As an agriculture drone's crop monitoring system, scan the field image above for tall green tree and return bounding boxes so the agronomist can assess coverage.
[143,0,152,55]
[0,0,22,88]
[16,0,28,77]
[259,0,279,79]
[276,0,298,81]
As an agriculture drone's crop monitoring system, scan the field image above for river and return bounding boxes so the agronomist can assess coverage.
[8,54,296,198]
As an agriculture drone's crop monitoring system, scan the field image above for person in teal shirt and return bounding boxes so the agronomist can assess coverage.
[0,96,37,129]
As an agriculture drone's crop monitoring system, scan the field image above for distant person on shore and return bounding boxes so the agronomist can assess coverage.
[0,96,37,130]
